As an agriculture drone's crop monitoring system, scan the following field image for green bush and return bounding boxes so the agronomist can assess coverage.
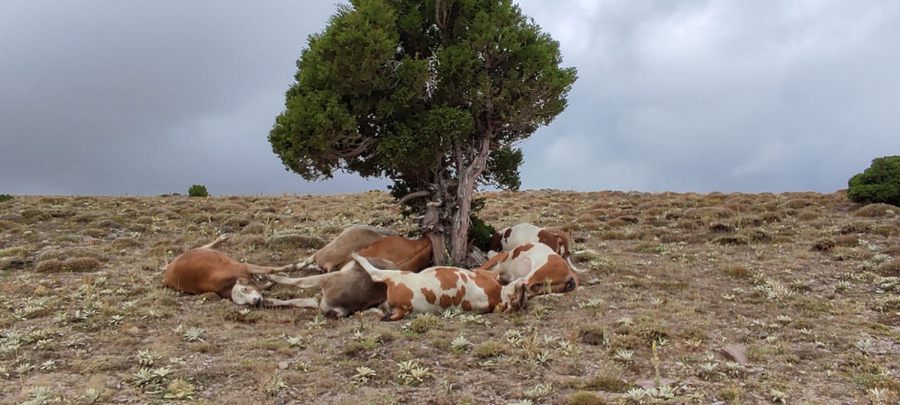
[0,194,12,203]
[848,156,900,206]
[188,184,209,198]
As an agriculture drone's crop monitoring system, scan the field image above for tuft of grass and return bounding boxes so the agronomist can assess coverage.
[853,203,896,218]
[473,340,507,359]
[568,391,606,405]
[407,313,441,334]
[35,257,102,273]
[711,234,749,246]
[811,238,836,252]
[877,258,900,276]
[578,325,609,346]
[722,264,751,278]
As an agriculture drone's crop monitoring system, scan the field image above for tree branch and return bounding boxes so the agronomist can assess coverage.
[398,190,431,205]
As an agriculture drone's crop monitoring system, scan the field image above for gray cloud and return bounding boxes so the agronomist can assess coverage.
[1,0,898,195]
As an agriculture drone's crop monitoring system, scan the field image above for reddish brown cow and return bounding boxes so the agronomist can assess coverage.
[163,235,305,307]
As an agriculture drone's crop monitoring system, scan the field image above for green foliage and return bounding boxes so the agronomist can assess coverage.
[468,197,495,250]
[270,0,576,259]
[0,194,12,203]
[469,214,495,251]
[848,156,900,206]
[187,185,209,198]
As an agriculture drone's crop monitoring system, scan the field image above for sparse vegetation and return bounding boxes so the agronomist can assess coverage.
[0,191,896,402]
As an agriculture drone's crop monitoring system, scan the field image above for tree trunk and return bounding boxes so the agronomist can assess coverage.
[448,137,492,264]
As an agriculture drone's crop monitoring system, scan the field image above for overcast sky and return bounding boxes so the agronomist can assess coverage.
[1,0,898,195]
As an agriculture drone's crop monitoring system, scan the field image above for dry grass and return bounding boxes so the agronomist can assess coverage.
[1,191,898,403]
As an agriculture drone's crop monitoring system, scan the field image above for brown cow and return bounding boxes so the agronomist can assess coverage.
[163,235,305,307]
[265,257,397,318]
[295,225,396,272]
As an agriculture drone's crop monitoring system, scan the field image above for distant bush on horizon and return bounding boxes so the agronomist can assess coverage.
[0,194,12,203]
[188,184,209,198]
[848,155,900,206]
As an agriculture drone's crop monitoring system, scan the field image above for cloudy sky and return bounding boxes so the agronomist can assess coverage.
[1,0,898,195]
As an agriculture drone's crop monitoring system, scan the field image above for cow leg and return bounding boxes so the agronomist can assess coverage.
[262,297,318,309]
[266,273,331,289]
[201,234,229,250]
[245,263,299,275]
[383,307,406,322]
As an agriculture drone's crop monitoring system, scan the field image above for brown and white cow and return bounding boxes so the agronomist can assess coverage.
[488,223,586,273]
[489,223,570,257]
[478,242,579,296]
[265,257,397,318]
[295,225,396,272]
[163,235,306,307]
[350,253,528,321]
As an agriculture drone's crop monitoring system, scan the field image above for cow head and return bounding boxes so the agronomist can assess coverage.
[498,279,528,312]
[231,277,263,306]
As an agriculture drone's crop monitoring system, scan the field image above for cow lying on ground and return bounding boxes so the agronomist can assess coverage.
[351,253,528,321]
[488,223,586,273]
[357,235,432,272]
[479,242,579,296]
[265,257,396,318]
[295,225,396,272]
[163,235,306,307]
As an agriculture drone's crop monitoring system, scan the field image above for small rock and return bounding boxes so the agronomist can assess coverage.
[586,277,602,285]
[721,344,748,365]
[278,361,289,370]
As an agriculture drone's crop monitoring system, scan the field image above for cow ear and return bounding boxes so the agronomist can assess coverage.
[236,277,250,286]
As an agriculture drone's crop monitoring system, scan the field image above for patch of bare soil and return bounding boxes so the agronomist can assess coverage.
[1,191,897,404]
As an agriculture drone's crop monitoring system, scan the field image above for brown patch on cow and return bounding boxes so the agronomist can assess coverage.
[438,285,466,308]
[461,300,473,311]
[488,232,502,252]
[528,255,575,293]
[359,236,433,272]
[433,267,459,290]
[385,279,414,313]
[472,269,502,309]
[537,229,569,257]
[503,228,512,239]
[512,243,535,259]
[477,252,509,271]
[421,287,437,304]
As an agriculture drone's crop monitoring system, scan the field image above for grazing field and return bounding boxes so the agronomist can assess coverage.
[1,191,898,404]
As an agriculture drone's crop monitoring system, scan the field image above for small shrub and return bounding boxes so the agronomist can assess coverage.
[878,258,900,277]
[407,313,441,334]
[848,156,900,206]
[0,194,12,203]
[811,238,836,252]
[578,325,609,346]
[711,234,749,246]
[854,203,897,217]
[568,391,606,405]
[473,340,507,358]
[723,265,751,278]
[188,185,209,198]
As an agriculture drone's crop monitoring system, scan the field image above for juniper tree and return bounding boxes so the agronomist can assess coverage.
[270,0,576,264]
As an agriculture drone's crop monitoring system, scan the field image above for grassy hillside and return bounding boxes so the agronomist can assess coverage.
[1,191,897,404]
